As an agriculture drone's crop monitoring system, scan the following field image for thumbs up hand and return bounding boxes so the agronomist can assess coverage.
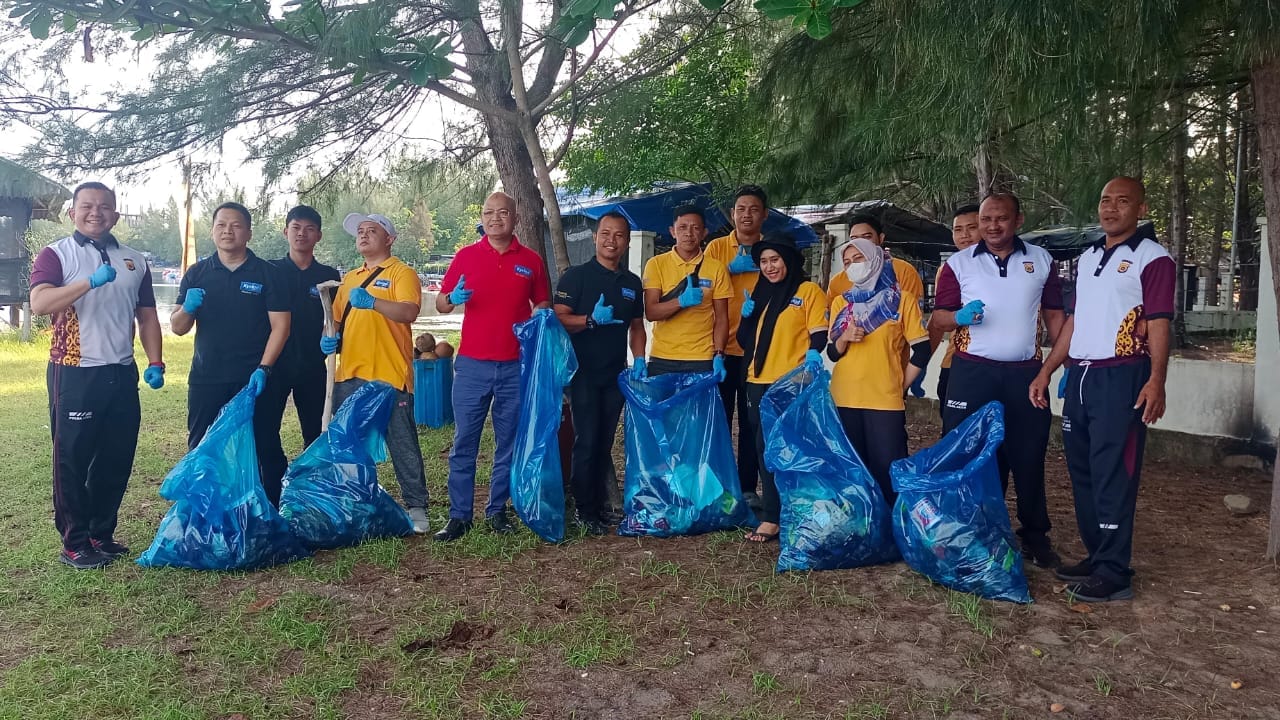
[591,293,624,325]
[740,289,756,318]
[449,275,473,305]
[677,274,704,309]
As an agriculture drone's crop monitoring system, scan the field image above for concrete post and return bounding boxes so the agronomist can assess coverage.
[826,223,850,283]
[629,230,657,361]
[1254,216,1279,443]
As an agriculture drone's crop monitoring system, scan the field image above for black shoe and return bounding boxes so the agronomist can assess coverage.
[59,547,113,569]
[575,512,608,537]
[1054,559,1093,583]
[601,507,624,524]
[1067,575,1134,603]
[90,538,130,557]
[432,518,473,542]
[487,509,517,535]
[1021,540,1061,569]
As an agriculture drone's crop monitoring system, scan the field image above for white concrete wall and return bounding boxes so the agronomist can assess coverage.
[920,341,1258,440]
[1254,217,1279,443]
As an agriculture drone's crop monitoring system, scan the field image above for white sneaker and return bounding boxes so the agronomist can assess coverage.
[409,507,430,535]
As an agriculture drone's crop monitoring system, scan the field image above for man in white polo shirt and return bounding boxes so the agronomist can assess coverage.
[929,193,1064,569]
[1030,176,1174,602]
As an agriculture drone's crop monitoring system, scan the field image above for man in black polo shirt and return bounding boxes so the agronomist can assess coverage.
[172,201,291,503]
[263,205,340,460]
[553,212,647,535]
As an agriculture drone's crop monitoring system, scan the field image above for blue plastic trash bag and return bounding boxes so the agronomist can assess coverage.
[278,381,414,550]
[138,387,311,570]
[760,362,899,572]
[890,401,1031,603]
[617,371,754,537]
[510,311,578,543]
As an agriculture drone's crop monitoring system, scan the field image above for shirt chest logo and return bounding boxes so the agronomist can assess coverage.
[514,264,533,278]
[240,281,263,295]
[1116,260,1132,273]
[373,278,391,289]
[621,287,637,301]
[789,296,803,307]
[1022,261,1035,273]
[698,278,711,288]
[309,286,320,297]
[123,259,136,271]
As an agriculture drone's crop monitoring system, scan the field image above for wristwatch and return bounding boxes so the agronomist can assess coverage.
[585,316,597,330]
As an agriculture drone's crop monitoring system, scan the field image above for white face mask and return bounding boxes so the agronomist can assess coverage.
[846,261,873,285]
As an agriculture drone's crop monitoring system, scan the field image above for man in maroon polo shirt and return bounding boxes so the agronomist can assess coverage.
[433,191,552,541]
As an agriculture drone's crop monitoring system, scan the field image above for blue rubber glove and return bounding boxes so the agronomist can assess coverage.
[449,274,473,305]
[909,366,927,398]
[181,288,205,315]
[677,274,703,309]
[954,299,986,326]
[1057,371,1069,399]
[591,294,623,325]
[728,249,757,274]
[88,263,116,289]
[804,349,823,367]
[740,289,755,318]
[534,307,554,318]
[630,357,647,380]
[712,353,726,381]
[320,333,340,355]
[143,364,165,390]
[348,287,376,310]
[247,368,268,397]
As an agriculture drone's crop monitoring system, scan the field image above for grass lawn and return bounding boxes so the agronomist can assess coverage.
[1,331,1276,720]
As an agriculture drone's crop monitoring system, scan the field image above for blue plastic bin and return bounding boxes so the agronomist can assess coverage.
[413,357,454,427]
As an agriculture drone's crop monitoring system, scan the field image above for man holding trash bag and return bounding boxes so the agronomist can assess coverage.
[172,201,291,504]
[642,205,733,377]
[1030,176,1174,603]
[318,212,430,534]
[554,212,647,535]
[31,181,165,569]
[928,193,1065,570]
[434,191,552,541]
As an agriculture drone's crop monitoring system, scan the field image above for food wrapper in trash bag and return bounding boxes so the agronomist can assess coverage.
[510,311,577,543]
[278,381,414,549]
[137,387,311,570]
[760,362,898,572]
[890,401,1031,603]
[617,371,754,537]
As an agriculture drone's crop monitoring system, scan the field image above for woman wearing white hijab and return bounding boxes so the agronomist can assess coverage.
[827,237,932,507]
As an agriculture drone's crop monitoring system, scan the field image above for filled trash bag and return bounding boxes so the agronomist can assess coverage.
[890,401,1031,603]
[278,381,414,549]
[510,311,578,543]
[617,371,754,537]
[138,387,311,570]
[760,362,899,573]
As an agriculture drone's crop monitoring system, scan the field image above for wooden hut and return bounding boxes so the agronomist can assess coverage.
[0,158,71,326]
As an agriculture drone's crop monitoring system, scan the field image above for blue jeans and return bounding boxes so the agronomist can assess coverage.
[447,354,522,519]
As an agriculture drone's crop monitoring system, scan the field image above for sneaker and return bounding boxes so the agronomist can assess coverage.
[408,507,430,535]
[1054,559,1093,583]
[487,508,517,535]
[575,512,608,537]
[1066,575,1134,603]
[59,547,113,569]
[432,518,473,542]
[90,538,130,557]
[1021,540,1061,569]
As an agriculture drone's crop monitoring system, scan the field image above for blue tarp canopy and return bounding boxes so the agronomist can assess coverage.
[558,183,822,249]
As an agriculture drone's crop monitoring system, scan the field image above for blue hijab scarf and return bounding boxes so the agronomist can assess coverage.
[831,238,901,338]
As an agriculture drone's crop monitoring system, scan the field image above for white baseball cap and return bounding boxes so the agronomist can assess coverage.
[343,213,397,238]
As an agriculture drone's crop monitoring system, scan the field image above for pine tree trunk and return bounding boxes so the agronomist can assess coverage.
[1249,56,1280,560]
[1169,100,1190,347]
[484,112,550,263]
[1208,103,1229,307]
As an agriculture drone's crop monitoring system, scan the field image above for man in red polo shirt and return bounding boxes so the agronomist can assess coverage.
[434,191,552,541]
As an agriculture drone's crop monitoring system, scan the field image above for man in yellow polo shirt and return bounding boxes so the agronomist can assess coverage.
[320,212,429,533]
[826,214,924,303]
[642,205,733,377]
[705,185,767,503]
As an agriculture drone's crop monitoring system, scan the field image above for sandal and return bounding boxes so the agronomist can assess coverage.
[744,528,779,543]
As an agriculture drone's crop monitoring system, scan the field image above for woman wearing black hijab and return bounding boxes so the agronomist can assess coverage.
[736,232,829,542]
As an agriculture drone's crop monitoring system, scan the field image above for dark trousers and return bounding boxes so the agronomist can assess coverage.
[47,363,141,551]
[259,363,328,450]
[837,407,908,508]
[187,380,288,506]
[648,357,712,375]
[720,354,760,495]
[935,366,951,422]
[744,382,778,524]
[334,378,428,509]
[942,356,1052,545]
[1062,360,1151,584]
[568,374,625,521]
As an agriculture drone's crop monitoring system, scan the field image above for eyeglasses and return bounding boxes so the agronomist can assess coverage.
[482,209,512,219]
